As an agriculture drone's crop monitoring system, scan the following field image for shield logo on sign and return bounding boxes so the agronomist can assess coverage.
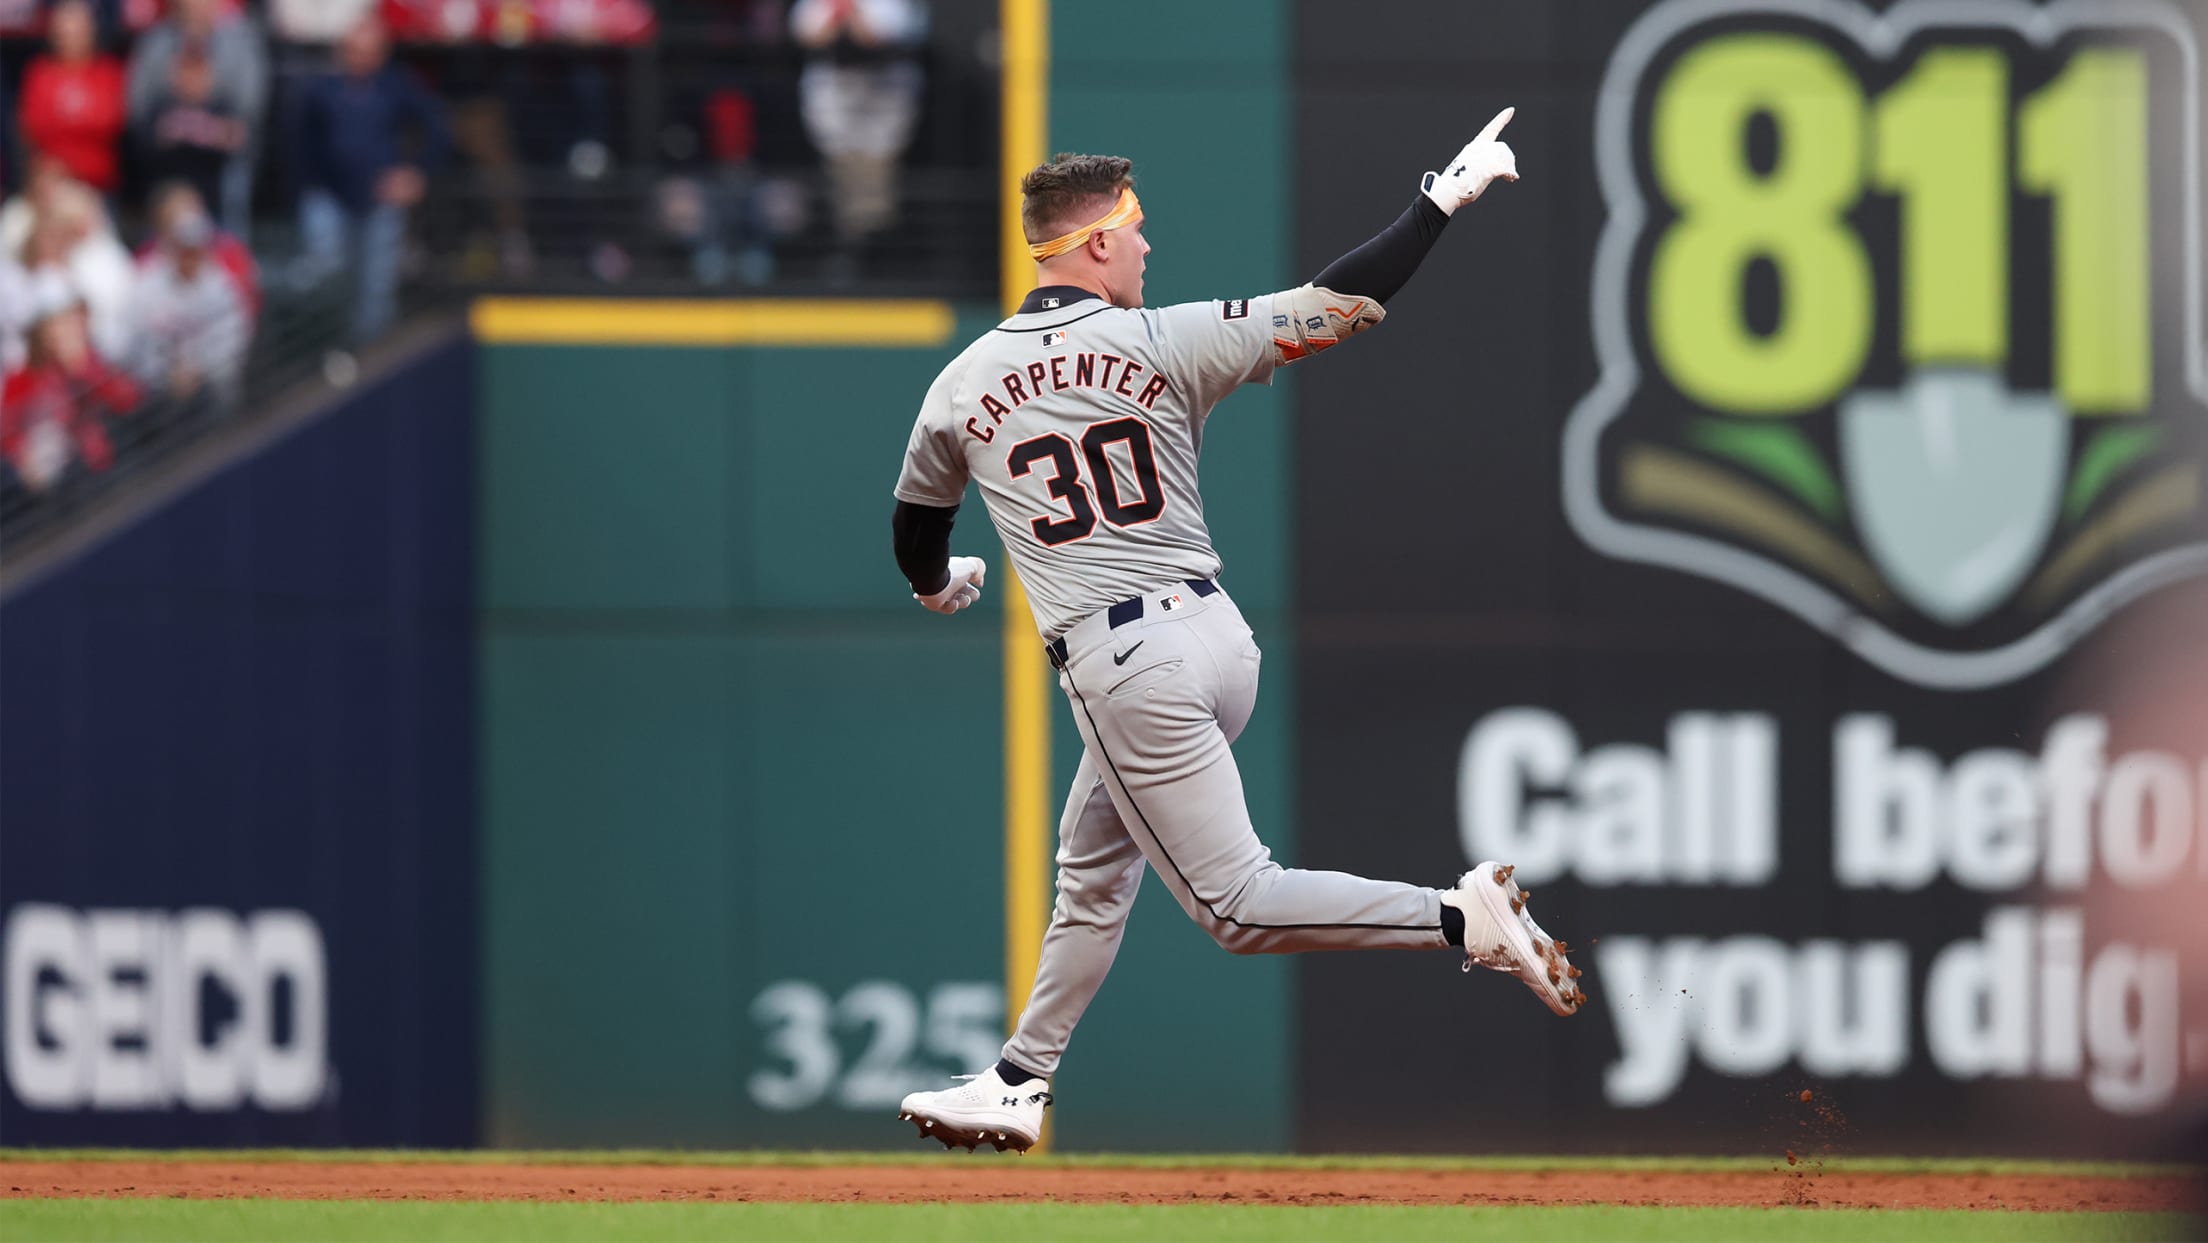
[1839,370,2069,626]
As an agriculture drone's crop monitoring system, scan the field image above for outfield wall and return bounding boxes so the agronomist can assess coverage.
[4,0,2202,1159]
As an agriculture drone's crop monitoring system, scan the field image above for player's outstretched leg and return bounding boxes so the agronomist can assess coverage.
[1055,585,1587,1007]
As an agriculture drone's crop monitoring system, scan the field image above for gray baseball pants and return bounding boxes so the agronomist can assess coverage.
[1001,581,1447,1079]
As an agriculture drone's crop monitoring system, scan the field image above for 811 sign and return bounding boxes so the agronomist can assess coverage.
[1566,0,2208,689]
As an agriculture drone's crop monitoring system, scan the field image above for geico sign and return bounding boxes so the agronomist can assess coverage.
[3,905,328,1111]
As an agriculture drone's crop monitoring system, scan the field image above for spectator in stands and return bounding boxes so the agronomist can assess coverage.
[16,0,129,200]
[134,39,247,216]
[128,194,249,411]
[127,0,267,235]
[141,180,258,315]
[291,13,448,341]
[789,0,928,281]
[1,273,141,494]
[0,154,73,257]
[1,159,71,367]
[17,178,136,366]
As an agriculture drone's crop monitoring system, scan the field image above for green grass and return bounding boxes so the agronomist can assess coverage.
[0,1149,2192,1178]
[0,1201,2194,1243]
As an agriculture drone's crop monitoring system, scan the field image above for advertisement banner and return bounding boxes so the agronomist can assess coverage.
[1292,0,2207,1155]
[0,337,478,1147]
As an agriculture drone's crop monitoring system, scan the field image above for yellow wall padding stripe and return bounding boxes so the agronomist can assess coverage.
[1000,0,1053,1152]
[470,298,956,347]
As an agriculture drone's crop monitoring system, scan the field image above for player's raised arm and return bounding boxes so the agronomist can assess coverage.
[1265,106,1520,366]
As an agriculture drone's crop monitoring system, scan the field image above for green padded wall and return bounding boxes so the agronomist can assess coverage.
[477,0,1296,1151]
[478,327,1013,1147]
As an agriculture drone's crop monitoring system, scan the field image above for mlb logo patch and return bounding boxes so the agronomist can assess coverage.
[1160,593,1185,612]
[1221,299,1250,320]
[1042,296,1062,309]
[1042,330,1068,348]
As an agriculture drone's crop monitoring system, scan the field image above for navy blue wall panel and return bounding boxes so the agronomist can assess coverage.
[0,337,477,1146]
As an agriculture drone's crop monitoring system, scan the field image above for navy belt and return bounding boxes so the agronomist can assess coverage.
[1046,579,1218,670]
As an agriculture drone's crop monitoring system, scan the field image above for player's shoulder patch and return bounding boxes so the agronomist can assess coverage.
[1221,298,1250,321]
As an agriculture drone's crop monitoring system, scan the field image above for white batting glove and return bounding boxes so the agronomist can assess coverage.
[915,555,987,614]
[1421,107,1519,215]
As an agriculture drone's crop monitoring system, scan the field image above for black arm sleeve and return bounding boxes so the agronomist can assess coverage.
[891,500,958,595]
[1310,195,1452,305]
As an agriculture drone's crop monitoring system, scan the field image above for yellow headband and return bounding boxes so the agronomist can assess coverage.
[1028,187,1142,262]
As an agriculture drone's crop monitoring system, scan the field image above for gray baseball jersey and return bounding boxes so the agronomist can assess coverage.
[892,286,1280,638]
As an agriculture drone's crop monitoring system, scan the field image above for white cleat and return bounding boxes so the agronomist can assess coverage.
[1441,861,1586,1016]
[895,1066,1052,1153]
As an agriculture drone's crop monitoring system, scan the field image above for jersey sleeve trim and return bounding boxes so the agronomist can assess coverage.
[893,481,965,507]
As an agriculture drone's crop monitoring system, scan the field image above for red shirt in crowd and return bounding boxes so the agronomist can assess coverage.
[18,56,130,192]
[1,359,143,483]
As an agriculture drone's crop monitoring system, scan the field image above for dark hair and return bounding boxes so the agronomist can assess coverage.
[1019,153,1134,245]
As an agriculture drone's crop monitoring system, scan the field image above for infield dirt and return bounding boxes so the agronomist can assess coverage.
[0,1160,2192,1212]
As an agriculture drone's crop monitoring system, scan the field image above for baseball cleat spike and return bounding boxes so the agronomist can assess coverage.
[1554,941,1569,953]
[893,1066,1050,1155]
[1444,861,1581,1018]
[1568,965,1582,978]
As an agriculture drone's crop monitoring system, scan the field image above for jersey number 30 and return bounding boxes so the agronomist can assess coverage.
[1006,417,1165,546]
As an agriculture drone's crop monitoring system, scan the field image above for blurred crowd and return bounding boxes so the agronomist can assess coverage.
[2,0,959,518]
[1,0,413,503]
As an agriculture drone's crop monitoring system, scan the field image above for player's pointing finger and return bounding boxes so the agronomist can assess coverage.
[1475,106,1515,144]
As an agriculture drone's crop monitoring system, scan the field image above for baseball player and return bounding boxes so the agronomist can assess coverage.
[889,108,1580,1153]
